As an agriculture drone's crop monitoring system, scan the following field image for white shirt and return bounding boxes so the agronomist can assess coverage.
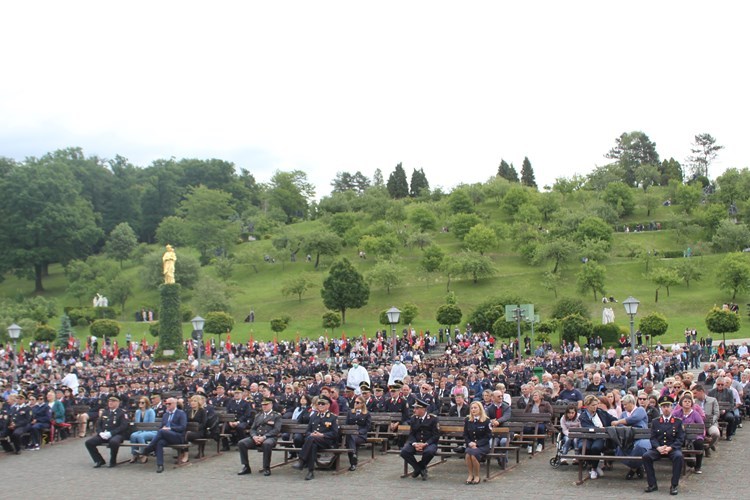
[346,364,371,395]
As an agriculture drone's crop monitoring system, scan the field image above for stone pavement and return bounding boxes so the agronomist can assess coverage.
[2,424,747,500]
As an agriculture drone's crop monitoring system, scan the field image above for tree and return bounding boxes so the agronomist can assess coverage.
[561,314,593,344]
[674,183,702,215]
[90,319,121,339]
[659,158,683,185]
[537,192,561,222]
[448,189,474,214]
[366,261,404,294]
[304,230,343,269]
[688,133,723,179]
[155,216,190,247]
[717,253,750,301]
[643,193,660,217]
[106,275,133,315]
[464,223,498,255]
[321,258,370,324]
[502,186,531,216]
[106,222,138,268]
[409,168,430,197]
[179,186,239,264]
[372,168,385,188]
[435,304,462,332]
[673,259,703,288]
[576,217,613,249]
[520,157,537,188]
[450,213,483,240]
[406,231,433,250]
[65,259,103,306]
[441,256,463,292]
[386,163,409,199]
[193,275,231,313]
[360,234,399,261]
[56,314,74,348]
[497,159,519,183]
[401,303,419,324]
[605,131,660,187]
[0,160,102,292]
[705,307,740,343]
[204,311,234,338]
[541,270,561,298]
[551,297,590,320]
[634,164,661,191]
[712,220,750,253]
[420,245,445,273]
[534,239,575,274]
[456,251,496,284]
[408,206,438,232]
[270,316,290,335]
[214,256,235,282]
[649,267,680,302]
[639,313,669,342]
[577,262,606,300]
[322,311,342,333]
[602,182,636,216]
[267,170,315,222]
[282,275,315,302]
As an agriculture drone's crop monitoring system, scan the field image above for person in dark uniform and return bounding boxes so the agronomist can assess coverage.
[84,395,130,467]
[643,395,684,495]
[345,395,372,471]
[224,390,252,450]
[463,401,492,484]
[385,382,409,433]
[399,397,439,480]
[2,392,31,454]
[292,395,340,480]
[368,384,387,412]
[237,397,282,476]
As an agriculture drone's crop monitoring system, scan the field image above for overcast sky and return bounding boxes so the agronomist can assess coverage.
[2,1,747,198]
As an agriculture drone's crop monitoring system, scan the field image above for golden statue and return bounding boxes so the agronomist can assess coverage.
[162,244,176,284]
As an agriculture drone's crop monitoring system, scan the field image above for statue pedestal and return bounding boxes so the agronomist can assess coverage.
[155,283,183,360]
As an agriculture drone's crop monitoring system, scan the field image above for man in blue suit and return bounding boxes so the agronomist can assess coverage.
[135,398,187,473]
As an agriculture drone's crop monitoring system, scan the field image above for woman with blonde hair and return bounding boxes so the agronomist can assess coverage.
[462,401,492,485]
[181,395,207,463]
[345,395,371,471]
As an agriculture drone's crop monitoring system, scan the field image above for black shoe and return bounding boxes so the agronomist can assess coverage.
[156,465,164,473]
[292,460,304,470]
[349,464,357,471]
[727,436,733,441]
[626,470,636,480]
[670,485,678,495]
[636,467,644,479]
[305,471,314,480]
[645,485,658,493]
[238,466,252,475]
[263,469,271,476]
[411,468,421,478]
[108,462,117,468]
[93,461,106,469]
[420,469,428,481]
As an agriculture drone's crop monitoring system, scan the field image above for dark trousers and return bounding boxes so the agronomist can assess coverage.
[238,436,277,470]
[299,435,334,471]
[346,434,366,464]
[10,426,30,451]
[720,411,738,437]
[642,448,683,487]
[400,442,438,472]
[143,429,185,466]
[30,423,49,446]
[582,438,606,469]
[85,434,125,465]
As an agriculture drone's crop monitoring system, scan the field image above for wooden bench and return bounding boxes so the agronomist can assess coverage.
[269,423,371,473]
[387,423,517,481]
[568,427,652,484]
[507,413,553,455]
[109,422,205,463]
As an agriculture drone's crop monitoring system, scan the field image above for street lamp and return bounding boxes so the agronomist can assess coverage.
[623,296,640,380]
[386,307,401,360]
[7,323,21,386]
[191,316,205,366]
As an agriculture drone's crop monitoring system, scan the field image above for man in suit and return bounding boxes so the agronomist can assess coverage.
[292,395,340,480]
[136,397,187,473]
[237,398,282,476]
[399,397,440,480]
[1,392,31,454]
[692,384,720,452]
[643,396,684,495]
[85,395,130,467]
[207,364,227,393]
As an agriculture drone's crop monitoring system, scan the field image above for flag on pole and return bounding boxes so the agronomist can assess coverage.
[187,340,194,357]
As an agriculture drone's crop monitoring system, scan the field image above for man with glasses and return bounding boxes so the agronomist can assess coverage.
[237,397,282,477]
[135,398,187,473]
[292,395,339,480]
[708,377,738,440]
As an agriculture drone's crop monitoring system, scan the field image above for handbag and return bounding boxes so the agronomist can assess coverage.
[453,445,466,454]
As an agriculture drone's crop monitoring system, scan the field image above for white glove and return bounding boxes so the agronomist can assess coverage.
[99,431,112,440]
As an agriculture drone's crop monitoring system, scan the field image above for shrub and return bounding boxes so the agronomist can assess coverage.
[90,319,121,338]
[592,323,626,345]
[34,324,57,342]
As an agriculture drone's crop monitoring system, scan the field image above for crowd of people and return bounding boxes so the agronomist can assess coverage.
[1,326,749,490]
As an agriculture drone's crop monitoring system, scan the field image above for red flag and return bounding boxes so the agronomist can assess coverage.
[19,344,24,356]
[295,332,300,353]
[187,341,194,357]
[249,332,254,346]
[50,344,55,357]
[205,340,211,357]
[84,350,90,361]
[341,331,347,350]
[68,336,74,349]
[273,338,278,355]
[362,329,367,344]
[113,345,119,358]
[225,333,231,352]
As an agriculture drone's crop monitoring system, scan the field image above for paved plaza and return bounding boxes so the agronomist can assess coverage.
[1,423,745,500]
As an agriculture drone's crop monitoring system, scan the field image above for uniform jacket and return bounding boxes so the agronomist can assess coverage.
[250,410,282,439]
[305,411,340,444]
[463,417,492,448]
[649,416,684,450]
[346,409,372,439]
[96,407,130,436]
[406,413,439,446]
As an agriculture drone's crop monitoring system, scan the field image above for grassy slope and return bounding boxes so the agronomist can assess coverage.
[2,189,747,346]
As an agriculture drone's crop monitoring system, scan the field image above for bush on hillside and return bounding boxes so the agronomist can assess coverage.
[90,319,121,338]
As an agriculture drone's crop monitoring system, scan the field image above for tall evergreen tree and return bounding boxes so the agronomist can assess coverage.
[497,159,519,183]
[409,168,430,197]
[386,163,409,199]
[520,157,537,188]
